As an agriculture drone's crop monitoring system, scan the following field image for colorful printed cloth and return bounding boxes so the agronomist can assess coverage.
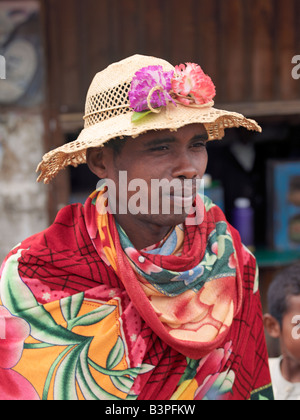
[0,189,273,400]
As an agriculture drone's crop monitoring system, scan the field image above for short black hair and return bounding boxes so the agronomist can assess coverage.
[104,136,127,155]
[267,262,300,326]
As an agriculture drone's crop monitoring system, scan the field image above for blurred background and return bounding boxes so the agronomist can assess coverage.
[0,0,300,355]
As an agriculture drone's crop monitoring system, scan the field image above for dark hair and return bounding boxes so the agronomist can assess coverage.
[267,262,300,326]
[104,136,127,156]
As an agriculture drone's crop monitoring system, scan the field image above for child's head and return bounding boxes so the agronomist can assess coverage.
[264,263,300,362]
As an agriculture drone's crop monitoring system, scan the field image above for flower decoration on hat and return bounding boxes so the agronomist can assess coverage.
[129,65,176,122]
[129,62,216,122]
[172,63,216,106]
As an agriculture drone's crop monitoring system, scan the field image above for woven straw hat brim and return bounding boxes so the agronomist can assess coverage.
[37,104,261,184]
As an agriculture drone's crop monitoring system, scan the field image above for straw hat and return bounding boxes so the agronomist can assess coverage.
[37,54,261,184]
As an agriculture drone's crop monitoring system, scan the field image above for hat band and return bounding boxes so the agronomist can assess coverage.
[83,95,215,129]
[83,81,132,128]
[83,103,131,120]
[83,84,167,123]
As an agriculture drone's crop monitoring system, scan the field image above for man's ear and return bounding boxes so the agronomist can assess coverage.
[263,314,281,339]
[86,147,108,179]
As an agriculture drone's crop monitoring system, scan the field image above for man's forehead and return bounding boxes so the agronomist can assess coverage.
[135,123,208,143]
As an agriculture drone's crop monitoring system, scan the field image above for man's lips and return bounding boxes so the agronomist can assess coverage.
[165,189,198,207]
[170,194,196,204]
[168,187,198,199]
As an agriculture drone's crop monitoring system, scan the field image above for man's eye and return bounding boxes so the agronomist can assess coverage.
[192,142,207,148]
[150,146,169,151]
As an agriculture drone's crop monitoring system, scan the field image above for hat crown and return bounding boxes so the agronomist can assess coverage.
[84,55,174,128]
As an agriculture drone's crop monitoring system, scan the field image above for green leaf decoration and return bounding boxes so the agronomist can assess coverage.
[106,337,125,370]
[111,375,134,394]
[1,249,156,401]
[42,345,74,400]
[1,249,42,313]
[131,108,162,123]
[125,393,139,401]
[77,341,121,401]
[179,358,200,385]
[60,293,84,322]
[53,342,88,400]
[131,110,152,123]
[214,370,236,395]
[259,394,270,401]
[68,304,116,330]
[136,364,155,375]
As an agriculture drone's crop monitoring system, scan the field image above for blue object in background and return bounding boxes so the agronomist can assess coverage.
[232,198,254,248]
[268,160,300,251]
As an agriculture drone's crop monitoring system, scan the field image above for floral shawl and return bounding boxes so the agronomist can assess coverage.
[0,190,273,400]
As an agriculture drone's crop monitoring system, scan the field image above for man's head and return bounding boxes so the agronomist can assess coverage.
[87,123,208,236]
[37,54,262,184]
[264,263,300,363]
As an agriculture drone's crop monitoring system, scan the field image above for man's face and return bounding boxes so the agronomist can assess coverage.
[102,123,209,228]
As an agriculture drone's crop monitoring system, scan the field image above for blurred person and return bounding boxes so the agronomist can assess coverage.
[264,263,300,400]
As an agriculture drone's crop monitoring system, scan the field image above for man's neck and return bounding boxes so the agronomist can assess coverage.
[115,214,172,250]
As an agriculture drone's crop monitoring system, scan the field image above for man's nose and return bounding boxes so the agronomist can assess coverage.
[171,154,199,179]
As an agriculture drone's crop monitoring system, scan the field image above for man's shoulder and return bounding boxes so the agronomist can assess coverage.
[2,203,86,265]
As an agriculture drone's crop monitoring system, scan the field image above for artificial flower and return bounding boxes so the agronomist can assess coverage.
[129,65,175,113]
[172,63,216,106]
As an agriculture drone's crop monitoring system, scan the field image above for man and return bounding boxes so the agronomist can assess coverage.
[0,55,273,400]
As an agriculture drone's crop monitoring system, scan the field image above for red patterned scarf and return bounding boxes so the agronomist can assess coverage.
[0,190,273,400]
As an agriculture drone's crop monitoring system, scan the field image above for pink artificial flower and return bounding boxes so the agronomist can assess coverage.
[172,63,216,106]
[0,306,40,400]
[129,65,175,112]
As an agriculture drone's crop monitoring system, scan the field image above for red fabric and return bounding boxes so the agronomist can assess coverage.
[114,221,240,360]
[1,199,273,400]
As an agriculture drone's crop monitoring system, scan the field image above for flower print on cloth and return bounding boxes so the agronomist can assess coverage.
[124,247,163,276]
[171,265,205,287]
[0,306,40,400]
[22,278,70,304]
[111,191,242,356]
[171,341,235,400]
[170,220,236,289]
[0,249,154,400]
[0,188,273,400]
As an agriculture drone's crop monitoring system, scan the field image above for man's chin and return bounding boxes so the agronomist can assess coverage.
[137,212,190,228]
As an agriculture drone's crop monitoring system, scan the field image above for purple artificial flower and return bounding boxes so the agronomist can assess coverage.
[129,65,175,112]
